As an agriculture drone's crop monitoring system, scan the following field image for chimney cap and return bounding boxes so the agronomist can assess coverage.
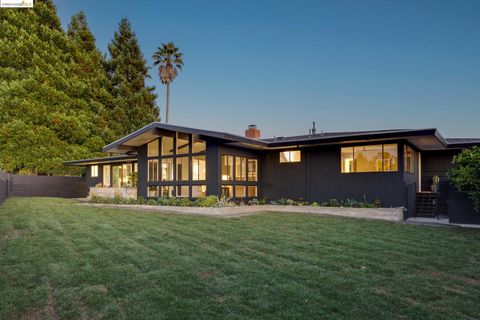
[245,124,260,139]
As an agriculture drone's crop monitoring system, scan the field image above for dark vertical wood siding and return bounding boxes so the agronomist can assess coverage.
[421,150,457,192]
[262,145,405,207]
[86,164,103,188]
[8,175,88,198]
[206,141,220,196]
[447,186,480,224]
[421,150,458,216]
[261,151,307,200]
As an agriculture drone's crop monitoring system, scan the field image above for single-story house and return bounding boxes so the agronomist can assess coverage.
[65,122,480,224]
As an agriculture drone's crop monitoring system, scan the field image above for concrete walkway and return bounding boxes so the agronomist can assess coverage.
[406,217,480,229]
[79,202,404,221]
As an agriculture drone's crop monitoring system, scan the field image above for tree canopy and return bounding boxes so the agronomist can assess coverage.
[449,146,480,212]
[0,1,159,175]
[107,18,159,136]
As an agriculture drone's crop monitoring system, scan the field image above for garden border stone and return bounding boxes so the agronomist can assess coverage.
[80,203,404,221]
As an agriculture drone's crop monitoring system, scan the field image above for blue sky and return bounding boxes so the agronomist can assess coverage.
[56,0,480,138]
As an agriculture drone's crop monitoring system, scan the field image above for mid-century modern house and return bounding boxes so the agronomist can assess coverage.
[65,122,480,224]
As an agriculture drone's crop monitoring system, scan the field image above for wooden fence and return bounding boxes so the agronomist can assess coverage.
[0,172,88,205]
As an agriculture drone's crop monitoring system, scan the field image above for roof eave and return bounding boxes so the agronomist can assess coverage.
[265,129,442,148]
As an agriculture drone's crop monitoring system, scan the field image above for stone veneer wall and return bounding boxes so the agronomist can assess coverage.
[89,187,137,200]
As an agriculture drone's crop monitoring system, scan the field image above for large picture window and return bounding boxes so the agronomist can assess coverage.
[221,185,233,197]
[221,155,234,181]
[192,185,206,197]
[161,136,174,156]
[103,165,111,187]
[235,157,246,181]
[248,159,257,181]
[176,133,190,155]
[161,185,175,197]
[341,144,398,173]
[161,158,174,181]
[192,155,206,180]
[176,157,189,181]
[148,160,158,181]
[146,133,207,198]
[279,150,301,163]
[221,155,258,197]
[177,185,189,198]
[193,138,206,153]
[148,186,159,197]
[148,140,159,157]
[112,163,135,187]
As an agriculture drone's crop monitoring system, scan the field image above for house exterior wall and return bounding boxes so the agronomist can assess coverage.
[421,150,480,223]
[421,150,458,192]
[86,164,102,187]
[261,143,406,207]
[216,144,262,197]
[137,137,261,199]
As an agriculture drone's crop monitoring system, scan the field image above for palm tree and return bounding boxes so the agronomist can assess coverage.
[152,42,183,123]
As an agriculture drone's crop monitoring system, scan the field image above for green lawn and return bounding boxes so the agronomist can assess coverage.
[1,198,480,319]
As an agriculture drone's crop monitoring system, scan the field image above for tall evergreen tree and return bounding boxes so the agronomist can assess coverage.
[107,18,159,136]
[67,11,115,143]
[0,1,113,175]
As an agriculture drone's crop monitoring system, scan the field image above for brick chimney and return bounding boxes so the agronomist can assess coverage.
[245,124,261,139]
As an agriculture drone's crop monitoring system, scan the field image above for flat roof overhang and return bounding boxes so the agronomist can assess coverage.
[64,154,138,166]
[265,129,449,151]
[102,122,269,153]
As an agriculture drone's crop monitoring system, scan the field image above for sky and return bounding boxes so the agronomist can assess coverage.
[55,0,480,138]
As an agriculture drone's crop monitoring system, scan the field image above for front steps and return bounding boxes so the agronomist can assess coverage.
[415,192,438,218]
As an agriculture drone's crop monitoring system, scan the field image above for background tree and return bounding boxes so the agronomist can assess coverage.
[107,18,159,136]
[449,146,480,211]
[0,0,114,175]
[152,42,183,123]
[67,11,116,145]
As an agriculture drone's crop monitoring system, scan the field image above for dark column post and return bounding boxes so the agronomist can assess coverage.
[137,144,148,199]
[206,141,220,196]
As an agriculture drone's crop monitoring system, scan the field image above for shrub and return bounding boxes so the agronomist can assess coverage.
[217,195,234,207]
[326,198,340,207]
[126,198,137,205]
[259,197,269,205]
[277,198,288,205]
[177,198,193,207]
[146,199,157,205]
[248,198,260,206]
[89,195,102,203]
[449,146,480,211]
[311,202,319,207]
[195,195,218,207]
[286,199,295,206]
[156,197,169,206]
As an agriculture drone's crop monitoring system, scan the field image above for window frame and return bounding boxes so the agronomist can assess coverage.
[279,150,301,163]
[146,133,207,198]
[340,143,399,174]
[91,165,99,177]
[404,144,416,174]
[221,153,259,198]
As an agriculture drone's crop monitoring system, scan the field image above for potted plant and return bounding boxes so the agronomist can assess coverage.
[431,175,440,193]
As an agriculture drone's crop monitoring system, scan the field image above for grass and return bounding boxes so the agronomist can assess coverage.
[1,198,480,319]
